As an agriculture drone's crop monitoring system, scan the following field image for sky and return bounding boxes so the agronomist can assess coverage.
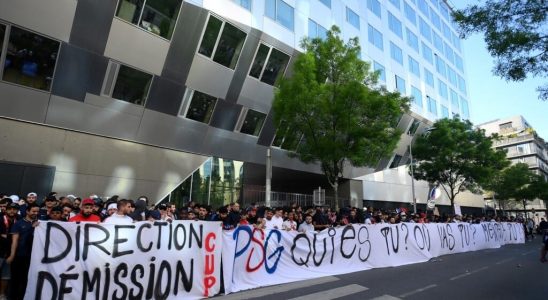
[455,1,547,138]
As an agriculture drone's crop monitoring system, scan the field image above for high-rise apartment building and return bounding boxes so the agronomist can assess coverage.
[0,0,473,210]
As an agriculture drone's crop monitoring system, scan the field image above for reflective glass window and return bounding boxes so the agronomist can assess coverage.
[388,12,403,39]
[368,25,384,51]
[240,109,266,136]
[346,7,360,29]
[367,0,382,18]
[390,42,403,65]
[199,16,246,69]
[115,0,182,39]
[112,64,153,105]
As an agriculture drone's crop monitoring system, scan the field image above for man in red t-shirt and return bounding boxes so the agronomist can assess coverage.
[69,198,101,222]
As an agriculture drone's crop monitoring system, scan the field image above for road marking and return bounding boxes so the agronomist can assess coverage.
[220,276,340,299]
[369,295,402,300]
[495,258,514,265]
[450,266,489,281]
[398,284,437,298]
[287,284,368,300]
[521,250,535,256]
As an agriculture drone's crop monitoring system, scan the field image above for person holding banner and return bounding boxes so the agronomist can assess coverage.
[103,199,134,224]
[68,198,101,222]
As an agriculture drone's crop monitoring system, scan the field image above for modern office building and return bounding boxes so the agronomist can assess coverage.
[478,115,548,213]
[0,0,477,210]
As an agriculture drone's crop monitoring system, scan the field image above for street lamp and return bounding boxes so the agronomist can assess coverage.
[409,144,416,214]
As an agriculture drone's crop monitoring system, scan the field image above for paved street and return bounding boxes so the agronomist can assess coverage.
[217,238,548,300]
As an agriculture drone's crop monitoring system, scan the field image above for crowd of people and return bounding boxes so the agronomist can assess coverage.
[0,191,547,299]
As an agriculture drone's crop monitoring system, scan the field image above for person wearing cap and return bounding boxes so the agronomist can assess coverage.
[105,202,118,217]
[19,192,36,218]
[48,206,64,221]
[38,195,58,221]
[69,199,101,222]
[7,203,40,300]
[0,201,19,299]
[104,200,134,224]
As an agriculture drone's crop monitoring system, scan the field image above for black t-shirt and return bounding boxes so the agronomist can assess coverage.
[0,214,17,257]
[10,218,36,257]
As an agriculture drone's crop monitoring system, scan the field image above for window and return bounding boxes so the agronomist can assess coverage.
[450,89,459,107]
[308,19,327,40]
[266,0,294,30]
[424,68,434,87]
[427,96,437,115]
[346,7,360,29]
[233,0,251,10]
[199,15,246,69]
[442,22,451,41]
[249,43,290,86]
[432,31,443,52]
[0,24,5,59]
[389,0,401,10]
[239,109,266,136]
[444,42,454,63]
[441,105,449,118]
[457,75,466,93]
[419,17,431,42]
[455,54,464,72]
[460,97,469,119]
[408,119,421,135]
[429,0,439,10]
[395,75,406,94]
[368,25,384,50]
[272,121,302,151]
[388,12,403,38]
[408,56,420,77]
[411,86,423,107]
[181,89,217,124]
[438,79,448,99]
[404,1,417,25]
[115,0,182,39]
[430,11,441,30]
[422,42,433,64]
[390,42,403,65]
[447,67,457,87]
[102,62,153,106]
[418,0,429,16]
[367,0,382,18]
[440,2,450,21]
[499,122,513,130]
[319,0,331,8]
[452,33,461,52]
[406,28,419,52]
[435,54,446,77]
[2,25,60,91]
[390,154,403,168]
[373,61,386,82]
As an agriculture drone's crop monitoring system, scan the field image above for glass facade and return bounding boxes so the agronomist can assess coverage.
[199,16,246,69]
[249,44,290,86]
[115,0,182,39]
[184,90,217,124]
[367,0,382,18]
[368,25,384,50]
[346,7,360,29]
[112,65,153,105]
[266,0,295,31]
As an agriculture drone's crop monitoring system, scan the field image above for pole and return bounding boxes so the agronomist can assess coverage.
[410,144,417,214]
[266,147,272,208]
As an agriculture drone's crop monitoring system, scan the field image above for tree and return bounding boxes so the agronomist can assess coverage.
[411,118,509,214]
[491,163,536,214]
[272,26,409,211]
[453,0,548,100]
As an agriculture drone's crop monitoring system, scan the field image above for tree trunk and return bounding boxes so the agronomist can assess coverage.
[523,199,527,220]
[333,180,339,212]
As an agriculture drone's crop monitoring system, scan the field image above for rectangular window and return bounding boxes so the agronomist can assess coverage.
[422,42,433,64]
[438,79,448,99]
[433,31,443,52]
[182,89,217,124]
[457,75,467,93]
[404,1,417,25]
[319,0,331,8]
[390,42,403,65]
[308,19,327,40]
[444,42,455,63]
[2,25,60,91]
[430,11,441,30]
[373,61,386,82]
[115,0,182,40]
[452,32,461,52]
[460,97,469,119]
[450,89,459,108]
[266,0,294,30]
[442,22,452,41]
[447,67,457,87]
[440,2,450,21]
[424,68,434,88]
[411,86,423,107]
[389,0,401,10]
[408,56,420,77]
[441,105,449,118]
[435,54,446,77]
[0,24,5,59]
[455,54,464,72]
[499,122,513,130]
[418,0,429,16]
[249,43,290,86]
[103,63,153,106]
[427,96,437,115]
[199,15,247,69]
[233,0,251,10]
[346,7,360,30]
[388,12,403,39]
[408,119,421,135]
[419,17,431,42]
[239,109,266,136]
[390,154,403,168]
[367,0,382,18]
[395,75,406,94]
[406,28,419,52]
[368,25,384,50]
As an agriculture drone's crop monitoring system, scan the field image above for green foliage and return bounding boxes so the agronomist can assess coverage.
[453,0,548,100]
[411,118,509,212]
[272,26,409,209]
[490,163,548,210]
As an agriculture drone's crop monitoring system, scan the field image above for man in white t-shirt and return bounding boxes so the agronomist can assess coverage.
[282,212,297,231]
[104,199,134,224]
[298,214,315,233]
[265,208,284,230]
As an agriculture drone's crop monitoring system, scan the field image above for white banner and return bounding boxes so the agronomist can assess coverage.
[27,221,222,300]
[222,222,524,294]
